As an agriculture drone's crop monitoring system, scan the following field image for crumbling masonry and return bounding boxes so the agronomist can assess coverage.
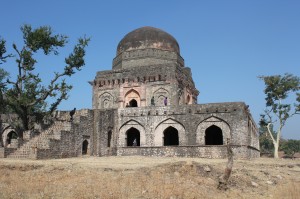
[0,27,260,159]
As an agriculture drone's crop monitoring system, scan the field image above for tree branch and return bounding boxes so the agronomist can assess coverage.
[266,123,276,144]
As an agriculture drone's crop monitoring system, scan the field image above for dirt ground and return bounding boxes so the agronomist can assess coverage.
[0,156,299,199]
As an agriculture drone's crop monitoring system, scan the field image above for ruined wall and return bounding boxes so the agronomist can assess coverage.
[92,102,259,159]
[1,110,94,159]
[116,145,259,159]
[92,109,118,157]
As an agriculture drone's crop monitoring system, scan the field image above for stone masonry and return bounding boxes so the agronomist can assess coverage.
[0,26,260,159]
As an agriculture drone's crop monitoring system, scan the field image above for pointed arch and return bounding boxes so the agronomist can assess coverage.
[153,88,169,106]
[124,89,141,107]
[205,125,223,145]
[98,92,114,109]
[2,128,18,147]
[196,116,231,145]
[163,126,179,146]
[118,120,146,147]
[6,131,18,145]
[154,118,186,146]
[126,127,140,146]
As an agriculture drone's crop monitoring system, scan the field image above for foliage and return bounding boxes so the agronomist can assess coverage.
[0,37,12,64]
[280,139,300,158]
[1,25,89,130]
[0,68,9,113]
[259,73,300,158]
[259,121,276,155]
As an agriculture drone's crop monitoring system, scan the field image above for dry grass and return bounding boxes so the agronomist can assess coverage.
[0,157,299,199]
[273,181,300,199]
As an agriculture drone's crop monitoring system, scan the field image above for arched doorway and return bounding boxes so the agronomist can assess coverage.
[205,125,223,145]
[82,140,89,155]
[7,131,18,145]
[163,126,179,146]
[129,99,138,107]
[107,130,112,147]
[124,89,141,108]
[126,128,140,146]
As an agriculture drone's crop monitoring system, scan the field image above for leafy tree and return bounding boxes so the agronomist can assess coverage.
[0,37,13,64]
[0,68,9,113]
[280,139,300,158]
[0,37,12,113]
[1,25,89,130]
[259,73,300,158]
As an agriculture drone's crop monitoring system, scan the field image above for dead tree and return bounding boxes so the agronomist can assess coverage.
[218,138,233,190]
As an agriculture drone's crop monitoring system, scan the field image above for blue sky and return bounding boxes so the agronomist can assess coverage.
[1,1,299,139]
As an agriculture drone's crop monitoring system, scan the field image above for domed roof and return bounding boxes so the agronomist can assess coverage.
[116,26,180,55]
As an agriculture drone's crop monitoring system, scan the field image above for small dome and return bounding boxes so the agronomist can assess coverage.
[116,26,180,55]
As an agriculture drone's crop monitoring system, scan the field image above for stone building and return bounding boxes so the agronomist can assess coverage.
[0,27,259,159]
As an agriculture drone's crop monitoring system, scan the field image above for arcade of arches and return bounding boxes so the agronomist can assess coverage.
[119,123,225,147]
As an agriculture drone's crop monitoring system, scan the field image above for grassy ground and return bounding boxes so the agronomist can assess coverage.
[0,156,299,199]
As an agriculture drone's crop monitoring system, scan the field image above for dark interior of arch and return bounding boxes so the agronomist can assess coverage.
[205,125,223,145]
[7,131,18,144]
[163,126,179,146]
[127,128,140,146]
[82,140,88,155]
[107,130,112,147]
[129,99,138,107]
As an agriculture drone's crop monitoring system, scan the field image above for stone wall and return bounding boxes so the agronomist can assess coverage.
[0,103,259,159]
[92,63,198,109]
[90,102,259,159]
[0,147,4,158]
[92,109,118,156]
[116,102,257,146]
[116,145,260,159]
[112,48,184,69]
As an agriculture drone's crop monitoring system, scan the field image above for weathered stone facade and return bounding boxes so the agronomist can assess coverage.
[0,26,259,159]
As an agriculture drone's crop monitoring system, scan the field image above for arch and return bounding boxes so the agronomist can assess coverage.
[205,125,223,145]
[196,116,231,145]
[163,126,179,146]
[82,140,89,155]
[154,118,186,146]
[186,95,191,104]
[126,127,140,146]
[118,120,146,147]
[107,130,112,147]
[124,89,140,107]
[129,99,138,107]
[153,88,169,106]
[99,92,114,109]
[4,130,18,146]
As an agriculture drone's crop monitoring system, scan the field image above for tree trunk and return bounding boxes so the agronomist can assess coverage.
[218,138,233,190]
[274,142,279,158]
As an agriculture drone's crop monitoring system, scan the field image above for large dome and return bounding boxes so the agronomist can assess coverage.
[116,26,180,55]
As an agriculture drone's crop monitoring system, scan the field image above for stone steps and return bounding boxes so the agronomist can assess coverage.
[6,121,70,159]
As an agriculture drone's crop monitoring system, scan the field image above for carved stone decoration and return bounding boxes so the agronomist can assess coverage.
[99,92,114,109]
[153,88,169,106]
